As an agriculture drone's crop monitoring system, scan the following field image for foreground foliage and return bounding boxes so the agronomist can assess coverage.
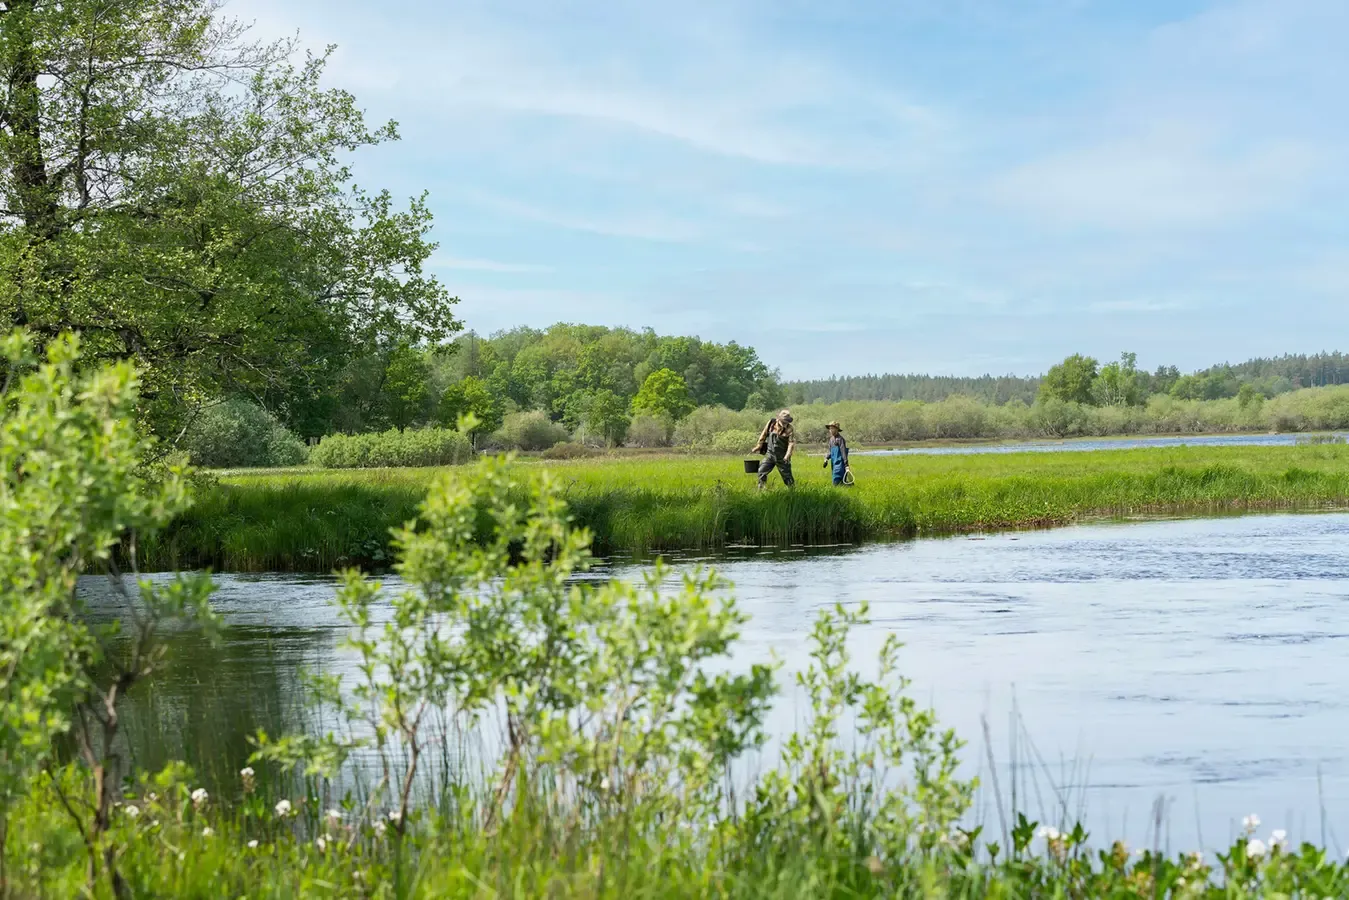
[4,329,1348,898]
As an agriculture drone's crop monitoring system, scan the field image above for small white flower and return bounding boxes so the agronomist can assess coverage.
[326,808,343,823]
[247,839,259,849]
[1243,813,1261,831]
[124,805,140,819]
[1271,829,1289,850]
[315,837,327,852]
[1037,826,1061,841]
[374,821,387,836]
[201,827,214,837]
[387,810,401,824]
[239,767,255,778]
[274,799,293,817]
[191,788,209,808]
[1246,838,1267,858]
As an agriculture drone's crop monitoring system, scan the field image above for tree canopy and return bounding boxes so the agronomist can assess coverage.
[0,0,458,438]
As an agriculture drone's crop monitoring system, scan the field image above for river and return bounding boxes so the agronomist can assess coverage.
[857,431,1347,456]
[82,510,1349,857]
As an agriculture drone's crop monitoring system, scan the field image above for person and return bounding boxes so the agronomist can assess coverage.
[752,409,796,489]
[822,420,851,486]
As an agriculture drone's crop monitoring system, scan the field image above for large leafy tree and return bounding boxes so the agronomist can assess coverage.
[631,368,695,420]
[0,0,460,438]
[1038,353,1099,406]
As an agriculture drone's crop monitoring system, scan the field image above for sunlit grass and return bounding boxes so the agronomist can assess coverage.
[140,444,1349,572]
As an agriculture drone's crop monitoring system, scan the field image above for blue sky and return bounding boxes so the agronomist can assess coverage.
[231,0,1349,380]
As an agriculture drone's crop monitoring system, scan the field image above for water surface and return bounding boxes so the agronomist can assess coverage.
[857,431,1346,456]
[84,511,1349,855]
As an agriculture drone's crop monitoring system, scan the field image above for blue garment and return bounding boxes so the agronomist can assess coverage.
[827,435,849,485]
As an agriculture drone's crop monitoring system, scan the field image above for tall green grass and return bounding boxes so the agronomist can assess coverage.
[139,444,1349,572]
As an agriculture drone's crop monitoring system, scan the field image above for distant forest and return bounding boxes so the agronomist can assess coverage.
[786,352,1349,406]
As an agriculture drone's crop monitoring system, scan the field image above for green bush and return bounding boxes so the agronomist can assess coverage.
[541,441,598,460]
[183,399,308,469]
[309,427,472,469]
[489,410,570,451]
[626,413,673,448]
[711,428,760,454]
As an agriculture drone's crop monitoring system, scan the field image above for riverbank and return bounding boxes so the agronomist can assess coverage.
[139,444,1349,572]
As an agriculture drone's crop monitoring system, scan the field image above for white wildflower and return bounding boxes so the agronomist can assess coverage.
[375,821,387,837]
[191,788,209,809]
[315,836,327,852]
[1271,829,1289,850]
[1037,826,1061,841]
[239,766,255,778]
[274,799,293,818]
[387,809,401,824]
[201,827,214,837]
[1243,814,1261,831]
[599,776,610,791]
[124,804,140,819]
[1246,838,1267,858]
[326,808,342,823]
[247,840,259,849]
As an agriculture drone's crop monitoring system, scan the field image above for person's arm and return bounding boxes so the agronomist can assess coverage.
[842,436,849,466]
[785,430,796,461]
[753,420,771,451]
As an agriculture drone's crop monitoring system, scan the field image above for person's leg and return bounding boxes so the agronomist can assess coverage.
[778,458,795,487]
[757,454,777,489]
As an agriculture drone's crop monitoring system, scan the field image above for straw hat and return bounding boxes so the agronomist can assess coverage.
[826,420,841,430]
[778,408,793,423]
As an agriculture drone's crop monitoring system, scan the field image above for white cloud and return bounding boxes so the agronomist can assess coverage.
[458,189,704,243]
[429,256,553,273]
[992,124,1323,230]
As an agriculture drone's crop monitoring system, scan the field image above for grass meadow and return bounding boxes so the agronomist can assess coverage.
[140,443,1349,572]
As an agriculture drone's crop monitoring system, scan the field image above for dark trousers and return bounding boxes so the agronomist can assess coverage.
[758,453,794,488]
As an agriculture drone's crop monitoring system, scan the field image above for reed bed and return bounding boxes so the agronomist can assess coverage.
[141,444,1349,572]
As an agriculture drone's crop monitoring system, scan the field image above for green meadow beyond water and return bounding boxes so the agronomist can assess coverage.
[93,510,1349,857]
[145,442,1349,571]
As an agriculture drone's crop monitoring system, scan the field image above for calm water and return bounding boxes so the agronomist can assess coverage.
[83,511,1349,855]
[857,431,1347,456]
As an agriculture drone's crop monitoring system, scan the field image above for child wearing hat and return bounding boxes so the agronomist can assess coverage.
[823,421,851,486]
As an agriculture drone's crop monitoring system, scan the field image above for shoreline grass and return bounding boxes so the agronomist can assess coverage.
[142,443,1349,572]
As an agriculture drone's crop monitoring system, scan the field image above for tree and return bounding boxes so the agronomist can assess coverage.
[632,368,695,420]
[583,389,631,447]
[1095,352,1140,406]
[437,375,502,442]
[382,344,430,429]
[1039,354,1099,405]
[0,1,459,440]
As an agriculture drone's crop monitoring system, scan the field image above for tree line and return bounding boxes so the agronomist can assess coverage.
[789,352,1349,408]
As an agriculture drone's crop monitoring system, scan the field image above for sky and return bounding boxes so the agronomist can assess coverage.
[228,0,1349,381]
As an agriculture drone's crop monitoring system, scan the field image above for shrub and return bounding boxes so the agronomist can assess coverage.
[626,414,673,448]
[490,410,570,452]
[309,427,472,469]
[674,406,766,447]
[711,429,761,454]
[182,399,308,469]
[541,441,598,460]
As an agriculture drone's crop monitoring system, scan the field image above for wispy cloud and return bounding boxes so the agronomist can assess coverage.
[429,255,553,274]
[224,0,1349,376]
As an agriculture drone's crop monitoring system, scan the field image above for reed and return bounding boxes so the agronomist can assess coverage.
[141,443,1349,571]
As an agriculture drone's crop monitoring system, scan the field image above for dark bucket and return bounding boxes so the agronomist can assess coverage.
[743,458,760,474]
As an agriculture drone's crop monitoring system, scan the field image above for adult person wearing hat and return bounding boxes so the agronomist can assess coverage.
[752,409,796,489]
[823,421,852,486]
